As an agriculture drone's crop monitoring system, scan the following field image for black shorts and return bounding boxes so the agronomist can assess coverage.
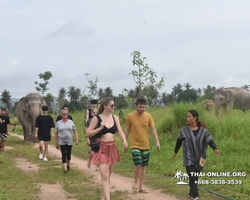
[38,134,51,141]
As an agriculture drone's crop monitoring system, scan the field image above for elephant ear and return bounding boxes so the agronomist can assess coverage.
[224,90,232,103]
[17,97,27,112]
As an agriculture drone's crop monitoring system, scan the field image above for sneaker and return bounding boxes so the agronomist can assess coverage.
[39,153,43,159]
[188,193,194,199]
[194,196,200,200]
[43,157,48,161]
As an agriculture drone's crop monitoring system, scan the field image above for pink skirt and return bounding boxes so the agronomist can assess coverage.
[91,140,121,165]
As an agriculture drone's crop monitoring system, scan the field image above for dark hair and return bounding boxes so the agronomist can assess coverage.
[1,108,6,111]
[188,110,199,122]
[62,105,69,109]
[42,105,49,111]
[91,99,98,104]
[97,97,113,114]
[136,98,146,106]
[187,109,206,128]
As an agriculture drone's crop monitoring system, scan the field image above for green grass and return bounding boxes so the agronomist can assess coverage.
[0,130,128,200]
[5,104,250,200]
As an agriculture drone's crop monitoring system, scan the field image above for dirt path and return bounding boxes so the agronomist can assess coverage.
[9,133,179,200]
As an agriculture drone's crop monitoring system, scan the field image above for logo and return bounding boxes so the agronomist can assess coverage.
[174,170,189,185]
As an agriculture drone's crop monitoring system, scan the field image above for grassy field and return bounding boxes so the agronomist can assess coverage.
[3,103,250,200]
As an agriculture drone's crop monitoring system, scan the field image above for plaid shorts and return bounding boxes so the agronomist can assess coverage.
[0,133,7,141]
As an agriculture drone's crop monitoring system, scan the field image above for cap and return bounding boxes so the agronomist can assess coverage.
[42,105,49,111]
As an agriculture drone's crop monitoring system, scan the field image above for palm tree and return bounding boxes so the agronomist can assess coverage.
[1,90,11,109]
[57,87,67,112]
[98,88,105,99]
[183,82,192,90]
[68,86,81,101]
[43,93,55,109]
[104,87,113,97]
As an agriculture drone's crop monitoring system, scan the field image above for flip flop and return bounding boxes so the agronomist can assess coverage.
[132,185,138,193]
[139,189,149,193]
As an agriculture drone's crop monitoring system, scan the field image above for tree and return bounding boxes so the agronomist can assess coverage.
[128,51,165,102]
[178,89,198,102]
[242,84,250,92]
[34,71,53,97]
[84,73,99,100]
[104,87,113,97]
[57,87,67,112]
[113,94,128,109]
[172,83,183,101]
[203,85,217,100]
[68,86,81,101]
[98,88,105,99]
[183,83,192,90]
[1,90,11,110]
[43,93,55,110]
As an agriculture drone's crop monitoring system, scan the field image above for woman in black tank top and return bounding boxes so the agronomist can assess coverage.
[86,97,128,200]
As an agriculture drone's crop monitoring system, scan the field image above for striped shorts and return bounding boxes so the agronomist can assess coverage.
[131,148,150,166]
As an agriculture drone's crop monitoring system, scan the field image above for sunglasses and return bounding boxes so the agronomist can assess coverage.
[110,104,115,108]
[62,113,68,116]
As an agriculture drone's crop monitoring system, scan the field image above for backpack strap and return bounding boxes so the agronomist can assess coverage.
[93,115,103,139]
[96,115,102,128]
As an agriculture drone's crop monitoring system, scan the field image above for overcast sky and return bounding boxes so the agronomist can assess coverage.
[1,0,250,99]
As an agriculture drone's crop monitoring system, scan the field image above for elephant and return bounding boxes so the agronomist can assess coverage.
[213,87,250,117]
[201,99,214,111]
[15,93,46,142]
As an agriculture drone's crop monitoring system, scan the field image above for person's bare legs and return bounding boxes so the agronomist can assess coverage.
[43,141,49,159]
[1,141,4,151]
[139,166,146,191]
[87,147,93,169]
[133,165,141,188]
[39,141,44,155]
[99,164,110,200]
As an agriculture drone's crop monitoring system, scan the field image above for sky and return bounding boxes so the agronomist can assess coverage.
[1,0,250,99]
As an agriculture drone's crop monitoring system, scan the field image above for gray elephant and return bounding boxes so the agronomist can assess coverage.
[15,93,46,142]
[201,99,214,111]
[214,87,250,117]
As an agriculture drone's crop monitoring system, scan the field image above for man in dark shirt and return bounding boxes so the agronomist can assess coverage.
[35,105,55,161]
[0,108,10,152]
[56,105,73,122]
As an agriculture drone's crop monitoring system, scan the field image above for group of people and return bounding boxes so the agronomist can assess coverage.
[11,96,220,200]
[84,97,220,200]
[35,105,78,173]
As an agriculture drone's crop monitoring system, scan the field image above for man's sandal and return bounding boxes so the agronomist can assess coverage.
[139,189,149,193]
[132,185,138,193]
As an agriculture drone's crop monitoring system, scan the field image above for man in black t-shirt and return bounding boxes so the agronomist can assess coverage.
[35,105,55,161]
[56,105,73,122]
[0,108,10,152]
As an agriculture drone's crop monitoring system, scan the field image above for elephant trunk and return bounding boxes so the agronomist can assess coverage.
[29,103,41,141]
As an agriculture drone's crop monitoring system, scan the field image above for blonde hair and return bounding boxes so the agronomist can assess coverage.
[97,97,113,114]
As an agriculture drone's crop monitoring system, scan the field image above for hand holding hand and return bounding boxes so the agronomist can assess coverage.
[123,141,128,152]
